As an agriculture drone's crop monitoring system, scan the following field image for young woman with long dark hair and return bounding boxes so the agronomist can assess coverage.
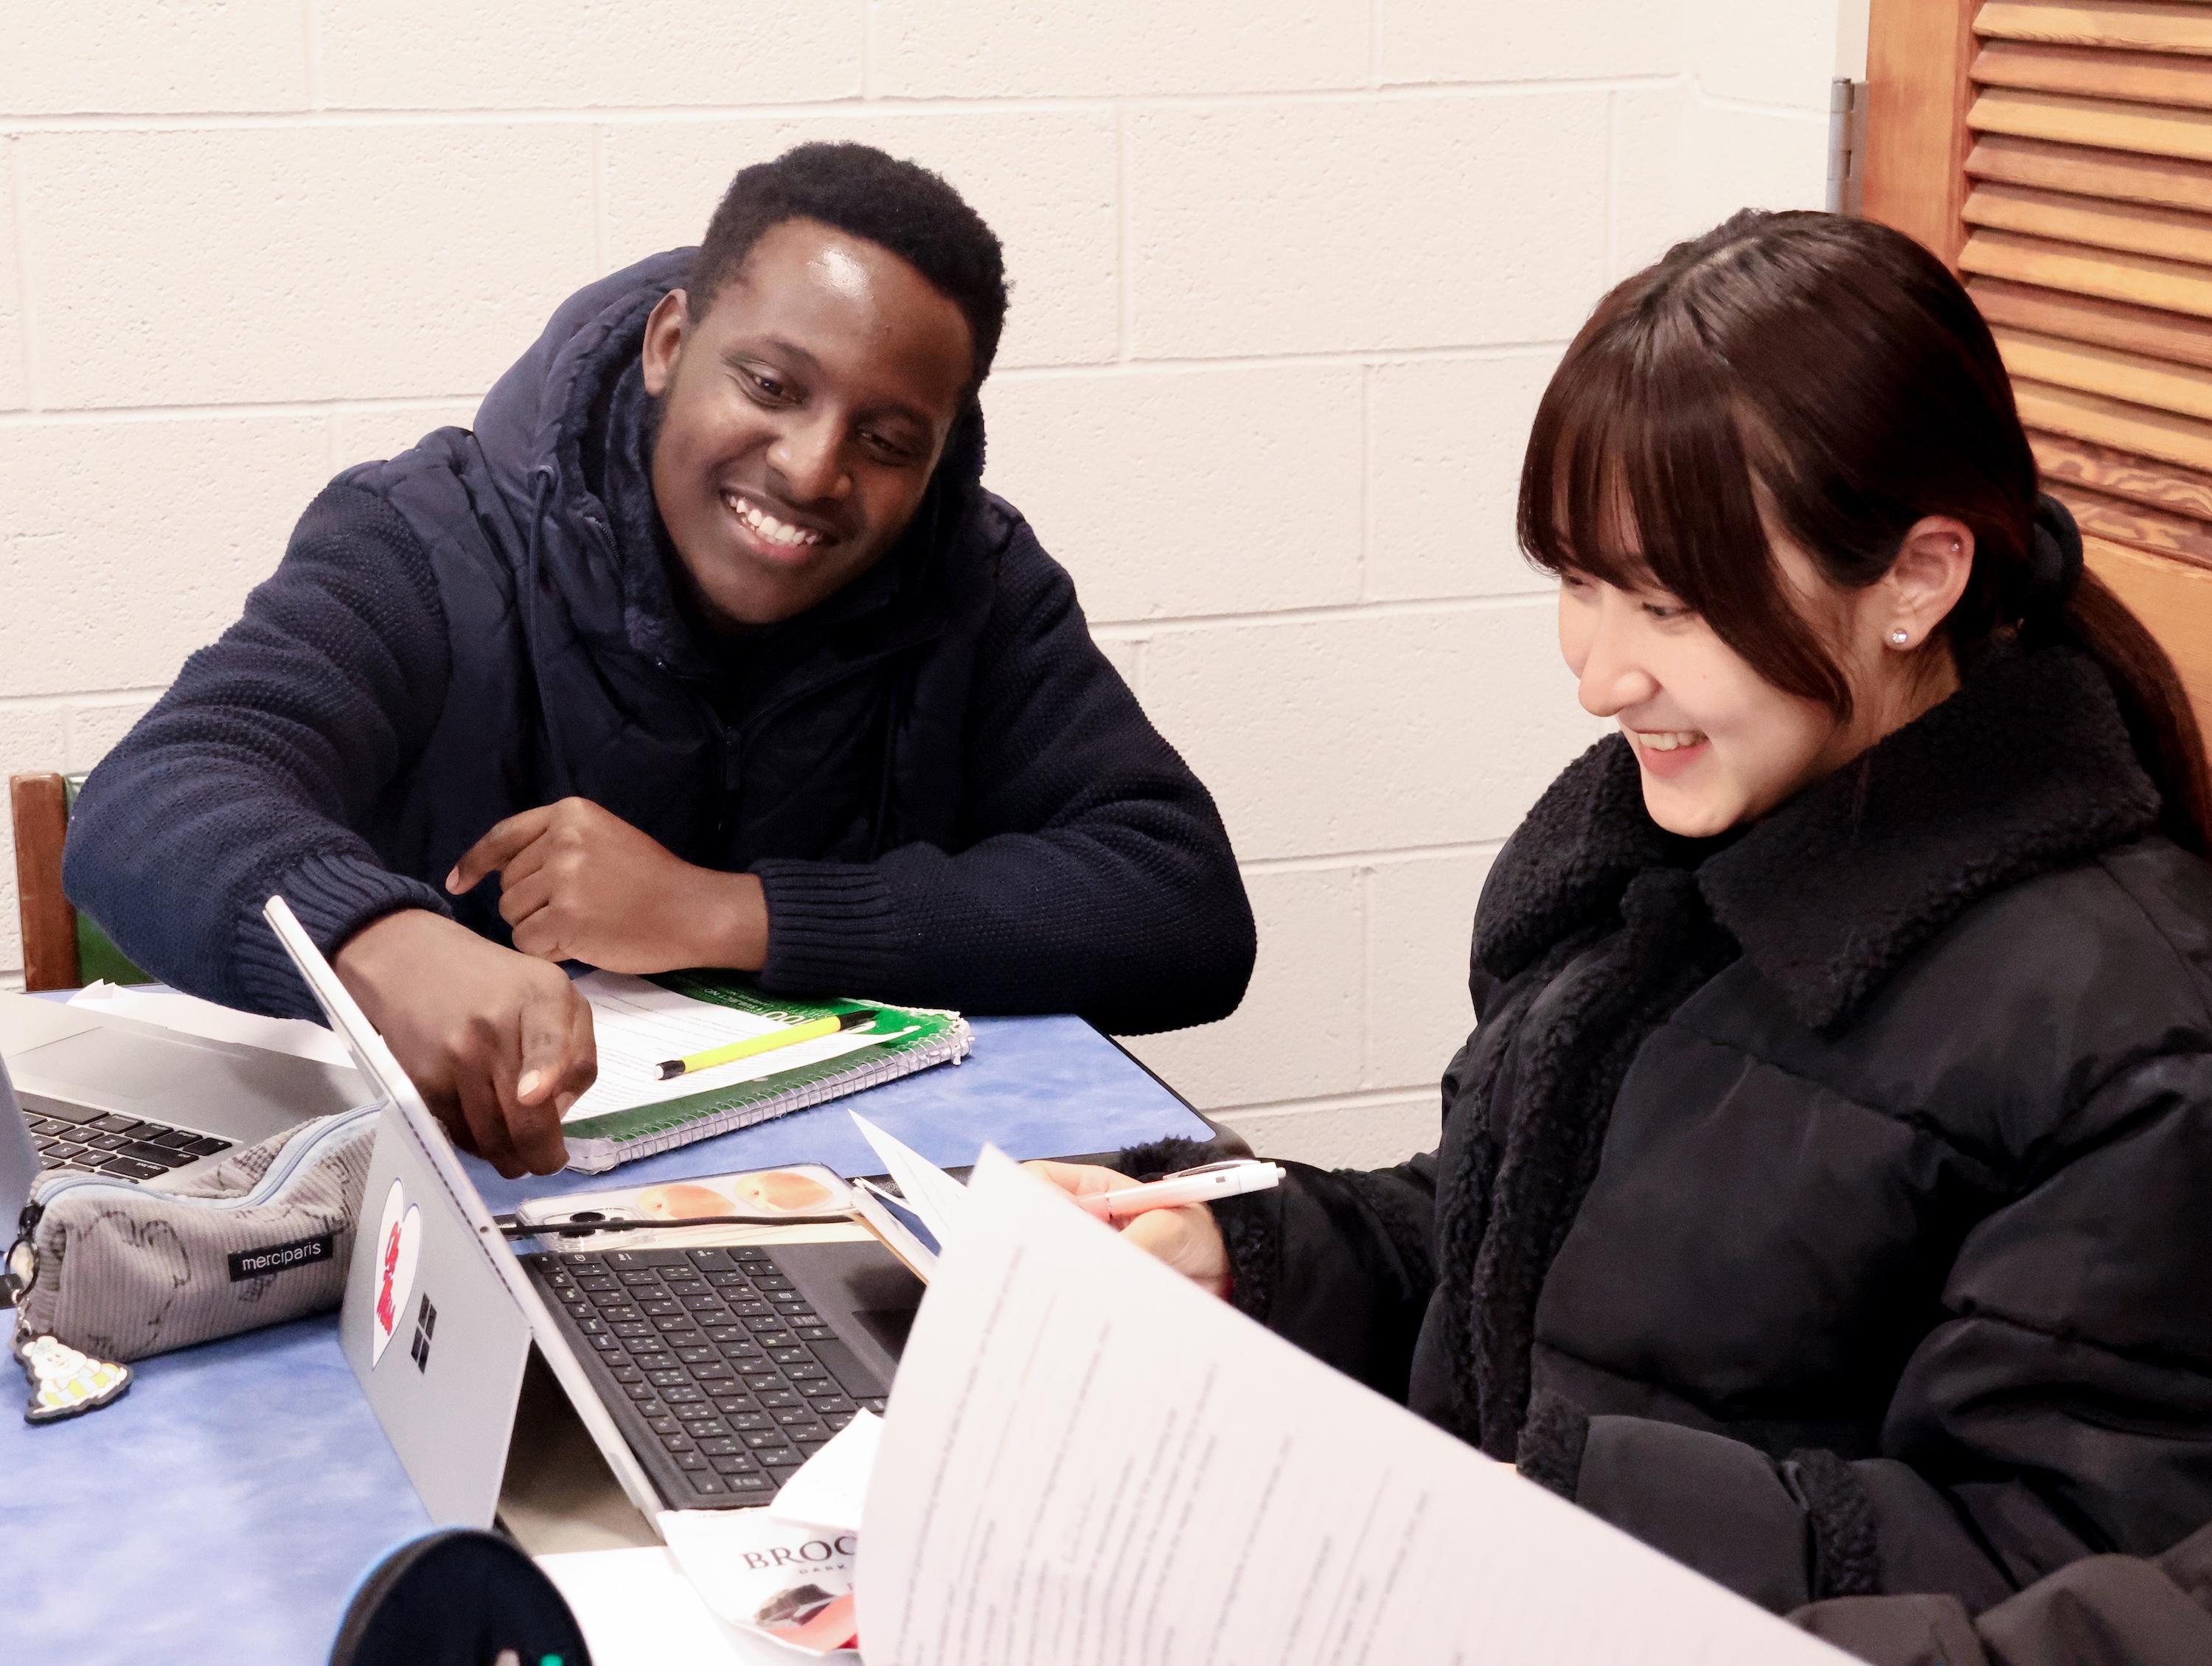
[1037,211,2212,1650]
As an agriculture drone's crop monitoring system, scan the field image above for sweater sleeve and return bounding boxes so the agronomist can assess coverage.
[1517,1046,2212,1616]
[752,515,1256,1035]
[62,479,455,1018]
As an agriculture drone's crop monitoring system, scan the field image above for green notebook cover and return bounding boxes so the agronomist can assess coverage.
[560,975,972,1174]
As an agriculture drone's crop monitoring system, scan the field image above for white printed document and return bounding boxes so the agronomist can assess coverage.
[853,1149,1848,1666]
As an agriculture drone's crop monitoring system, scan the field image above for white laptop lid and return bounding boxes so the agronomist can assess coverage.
[260,896,661,1527]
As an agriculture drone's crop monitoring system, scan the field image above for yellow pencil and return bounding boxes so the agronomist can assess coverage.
[655,1010,878,1080]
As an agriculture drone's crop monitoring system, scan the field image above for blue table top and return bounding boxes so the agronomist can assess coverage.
[1,1012,1208,1665]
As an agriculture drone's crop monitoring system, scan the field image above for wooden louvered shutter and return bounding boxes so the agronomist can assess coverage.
[1865,0,2212,738]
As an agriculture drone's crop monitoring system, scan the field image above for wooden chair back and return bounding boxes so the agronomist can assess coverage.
[10,772,150,992]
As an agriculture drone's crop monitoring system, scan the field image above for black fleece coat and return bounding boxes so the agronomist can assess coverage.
[1164,646,2212,1620]
[63,250,1254,1034]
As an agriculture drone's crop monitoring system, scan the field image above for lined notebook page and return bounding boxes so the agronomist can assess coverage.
[562,973,902,1122]
[858,1149,1846,1666]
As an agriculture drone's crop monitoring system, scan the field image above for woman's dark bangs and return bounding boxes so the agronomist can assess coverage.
[1522,299,1854,714]
[1518,346,1652,593]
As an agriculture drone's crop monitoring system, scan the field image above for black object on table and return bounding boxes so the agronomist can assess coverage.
[328,1527,591,1666]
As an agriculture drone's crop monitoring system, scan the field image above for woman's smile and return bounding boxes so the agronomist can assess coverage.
[1624,725,1711,778]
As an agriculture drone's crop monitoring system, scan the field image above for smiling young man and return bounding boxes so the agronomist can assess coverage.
[63,144,1256,1176]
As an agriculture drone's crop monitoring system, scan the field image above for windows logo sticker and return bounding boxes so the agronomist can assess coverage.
[408,1293,437,1373]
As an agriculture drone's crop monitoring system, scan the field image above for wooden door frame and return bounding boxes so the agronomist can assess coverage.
[1864,0,1981,268]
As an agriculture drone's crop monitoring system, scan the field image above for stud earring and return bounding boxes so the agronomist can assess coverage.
[1888,628,1911,646]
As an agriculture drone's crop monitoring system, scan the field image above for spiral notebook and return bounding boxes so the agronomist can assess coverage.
[557,971,971,1174]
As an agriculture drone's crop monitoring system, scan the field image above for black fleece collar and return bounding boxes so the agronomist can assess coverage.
[1476,648,2163,1033]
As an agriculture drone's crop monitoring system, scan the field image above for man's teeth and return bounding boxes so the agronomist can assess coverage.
[725,493,821,548]
[1636,730,1708,752]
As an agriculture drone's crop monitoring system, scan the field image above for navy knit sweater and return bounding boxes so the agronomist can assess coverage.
[63,250,1256,1034]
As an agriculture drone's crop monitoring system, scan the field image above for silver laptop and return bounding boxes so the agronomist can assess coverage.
[265,896,911,1536]
[0,989,366,1188]
[1,1050,41,1245]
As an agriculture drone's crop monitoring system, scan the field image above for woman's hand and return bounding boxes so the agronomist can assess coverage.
[1024,1160,1233,1299]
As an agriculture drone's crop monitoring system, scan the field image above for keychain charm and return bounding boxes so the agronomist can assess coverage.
[15,1328,133,1424]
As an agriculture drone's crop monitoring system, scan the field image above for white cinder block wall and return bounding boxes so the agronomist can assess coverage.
[0,1,1851,1166]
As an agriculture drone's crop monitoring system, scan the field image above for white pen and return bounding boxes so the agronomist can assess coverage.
[1077,1159,1285,1221]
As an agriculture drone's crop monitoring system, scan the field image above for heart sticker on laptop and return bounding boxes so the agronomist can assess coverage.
[370,1177,421,1368]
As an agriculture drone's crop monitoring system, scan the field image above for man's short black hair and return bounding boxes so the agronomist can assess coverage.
[692,142,1009,400]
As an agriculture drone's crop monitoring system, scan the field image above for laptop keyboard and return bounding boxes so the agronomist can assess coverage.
[524,1245,890,1508]
[22,1098,232,1181]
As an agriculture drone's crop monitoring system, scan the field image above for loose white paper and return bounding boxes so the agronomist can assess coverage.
[67,980,355,1067]
[855,1148,1849,1666]
[537,1544,848,1666]
[767,1409,882,1536]
[849,1113,973,1245]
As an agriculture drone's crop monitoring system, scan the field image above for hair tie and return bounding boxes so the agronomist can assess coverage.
[2027,493,2084,616]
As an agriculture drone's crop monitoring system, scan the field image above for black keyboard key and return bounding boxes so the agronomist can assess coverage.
[118,1121,167,1140]
[86,1115,138,1135]
[662,1433,695,1451]
[641,1300,684,1317]
[574,1318,608,1336]
[821,1410,855,1431]
[588,1334,623,1353]
[688,1474,726,1496]
[682,1418,727,1437]
[773,1408,824,1429]
[557,1252,602,1267]
[647,1415,681,1435]
[27,1117,66,1136]
[772,1300,813,1316]
[595,1303,640,1322]
[675,1346,717,1364]
[180,1136,231,1157]
[652,1313,698,1331]
[610,1366,644,1385]
[768,1346,810,1365]
[811,1393,855,1414]
[611,1322,654,1339]
[794,1326,835,1342]
[720,1340,765,1362]
[740,1373,782,1393]
[681,1294,725,1312]
[857,1396,888,1415]
[625,1382,658,1401]
[742,1430,791,1451]
[705,1325,747,1343]
[785,1363,828,1382]
[711,1394,760,1416]
[636,1400,669,1420]
[759,1390,801,1409]
[732,1301,775,1320]
[709,1453,758,1475]
[674,1452,709,1471]
[631,1352,674,1371]
[706,1272,749,1289]
[90,1133,133,1151]
[647,1369,689,1388]
[100,1157,165,1179]
[698,1437,742,1456]
[662,1386,706,1405]
[724,1473,772,1495]
[728,1412,772,1431]
[575,1275,619,1291]
[37,1103,104,1126]
[752,1275,793,1292]
[147,1129,198,1151]
[691,1362,735,1381]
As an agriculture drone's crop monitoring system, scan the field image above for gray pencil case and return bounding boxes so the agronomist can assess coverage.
[7,1102,379,1364]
